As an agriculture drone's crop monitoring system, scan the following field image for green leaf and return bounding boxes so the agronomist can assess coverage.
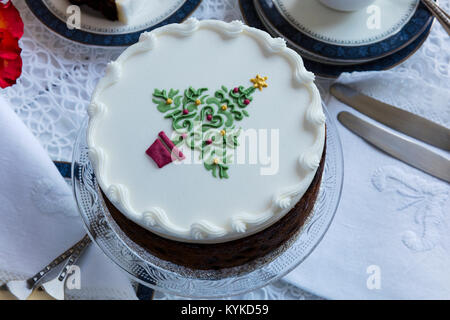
[245,87,256,95]
[173,112,196,131]
[197,88,208,96]
[157,102,172,113]
[168,89,179,98]
[187,87,196,98]
[219,165,229,179]
[174,95,182,107]
[219,109,234,127]
[206,97,220,106]
[204,163,217,178]
[202,115,223,131]
[186,103,198,112]
[233,135,239,147]
[164,109,181,119]
[214,90,227,101]
[153,89,166,99]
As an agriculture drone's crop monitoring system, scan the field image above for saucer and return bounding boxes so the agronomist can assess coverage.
[255,0,433,66]
[240,0,432,79]
[256,2,361,65]
[256,0,432,64]
[25,0,202,46]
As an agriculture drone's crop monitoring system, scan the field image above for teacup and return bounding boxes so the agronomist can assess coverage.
[319,0,376,12]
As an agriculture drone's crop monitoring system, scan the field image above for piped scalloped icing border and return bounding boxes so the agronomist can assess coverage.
[87,18,326,243]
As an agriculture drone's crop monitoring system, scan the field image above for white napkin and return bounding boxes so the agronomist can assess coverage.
[283,63,450,299]
[0,98,137,300]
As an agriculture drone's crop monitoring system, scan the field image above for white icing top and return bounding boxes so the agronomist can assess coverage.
[115,0,148,24]
[88,19,325,244]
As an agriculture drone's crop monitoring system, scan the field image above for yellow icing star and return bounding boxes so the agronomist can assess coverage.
[166,98,173,105]
[221,104,228,111]
[213,158,220,165]
[250,74,268,91]
[220,129,226,136]
[195,99,201,105]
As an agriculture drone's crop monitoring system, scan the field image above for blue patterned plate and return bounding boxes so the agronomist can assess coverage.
[255,0,432,64]
[25,0,202,47]
[240,0,432,79]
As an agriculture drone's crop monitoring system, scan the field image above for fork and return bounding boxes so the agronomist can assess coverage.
[3,234,90,300]
[40,235,91,300]
[421,0,450,36]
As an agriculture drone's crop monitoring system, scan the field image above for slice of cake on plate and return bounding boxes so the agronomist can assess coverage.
[69,0,147,23]
[87,18,326,270]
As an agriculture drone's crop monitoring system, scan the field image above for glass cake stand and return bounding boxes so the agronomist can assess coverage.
[72,105,344,298]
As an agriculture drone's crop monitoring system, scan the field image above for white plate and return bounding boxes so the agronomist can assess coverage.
[272,0,419,46]
[44,0,187,35]
[26,0,202,46]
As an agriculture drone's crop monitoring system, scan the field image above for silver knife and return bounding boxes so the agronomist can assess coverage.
[338,111,450,183]
[331,83,450,151]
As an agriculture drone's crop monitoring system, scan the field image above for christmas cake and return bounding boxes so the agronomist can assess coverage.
[87,19,326,270]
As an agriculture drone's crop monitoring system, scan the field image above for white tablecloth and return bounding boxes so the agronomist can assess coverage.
[0,96,137,300]
[1,0,449,299]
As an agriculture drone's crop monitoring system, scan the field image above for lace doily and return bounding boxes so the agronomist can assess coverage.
[2,0,448,300]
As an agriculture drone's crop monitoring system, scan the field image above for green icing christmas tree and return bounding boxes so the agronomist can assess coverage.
[151,75,268,179]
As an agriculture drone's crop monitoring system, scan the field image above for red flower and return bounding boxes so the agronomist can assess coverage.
[0,1,23,88]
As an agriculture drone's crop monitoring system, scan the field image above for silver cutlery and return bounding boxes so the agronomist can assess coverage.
[338,111,450,183]
[421,0,450,36]
[331,83,450,151]
[4,234,90,300]
[41,235,91,300]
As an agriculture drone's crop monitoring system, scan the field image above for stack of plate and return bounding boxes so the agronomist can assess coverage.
[240,0,434,78]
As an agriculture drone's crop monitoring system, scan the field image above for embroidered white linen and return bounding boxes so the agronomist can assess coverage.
[0,99,137,300]
[284,69,450,300]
